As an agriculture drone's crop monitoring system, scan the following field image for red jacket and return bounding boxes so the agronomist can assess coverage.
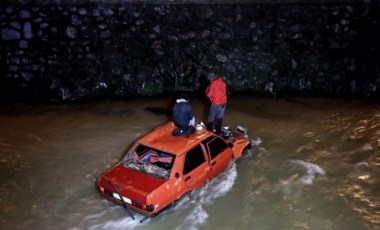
[206,76,227,105]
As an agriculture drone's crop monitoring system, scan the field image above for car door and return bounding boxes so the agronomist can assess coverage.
[204,136,232,179]
[183,144,211,189]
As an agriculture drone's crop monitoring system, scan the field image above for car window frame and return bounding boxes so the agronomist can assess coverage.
[183,144,207,175]
[204,136,228,160]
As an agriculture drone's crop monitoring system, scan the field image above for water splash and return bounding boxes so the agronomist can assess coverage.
[175,205,208,230]
[93,217,142,230]
[282,160,325,185]
[286,159,325,185]
[88,214,144,230]
[347,143,373,154]
[198,162,237,204]
[87,206,147,230]
[175,162,238,230]
[251,137,262,146]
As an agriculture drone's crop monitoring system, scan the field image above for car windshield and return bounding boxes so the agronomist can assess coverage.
[122,144,174,180]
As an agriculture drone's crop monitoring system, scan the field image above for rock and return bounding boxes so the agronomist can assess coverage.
[1,28,20,40]
[354,162,369,172]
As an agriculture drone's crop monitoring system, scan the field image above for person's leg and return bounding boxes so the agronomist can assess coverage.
[215,104,226,134]
[215,118,223,135]
[207,104,217,131]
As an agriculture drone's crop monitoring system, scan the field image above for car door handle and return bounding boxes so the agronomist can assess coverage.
[211,161,216,166]
[184,176,191,181]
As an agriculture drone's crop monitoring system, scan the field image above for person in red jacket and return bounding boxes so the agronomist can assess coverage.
[205,72,227,134]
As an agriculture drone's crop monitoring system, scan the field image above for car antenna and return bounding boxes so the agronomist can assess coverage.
[103,177,135,220]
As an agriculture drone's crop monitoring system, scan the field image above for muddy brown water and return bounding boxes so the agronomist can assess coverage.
[0,96,379,230]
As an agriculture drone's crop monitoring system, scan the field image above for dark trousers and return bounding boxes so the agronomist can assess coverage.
[207,104,226,134]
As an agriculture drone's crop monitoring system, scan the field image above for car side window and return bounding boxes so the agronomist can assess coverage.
[207,137,228,159]
[183,145,206,175]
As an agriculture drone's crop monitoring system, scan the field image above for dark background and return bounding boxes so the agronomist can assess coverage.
[1,0,380,102]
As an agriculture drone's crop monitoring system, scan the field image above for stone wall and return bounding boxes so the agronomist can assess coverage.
[1,1,380,102]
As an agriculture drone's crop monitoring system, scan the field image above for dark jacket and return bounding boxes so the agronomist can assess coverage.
[173,99,193,129]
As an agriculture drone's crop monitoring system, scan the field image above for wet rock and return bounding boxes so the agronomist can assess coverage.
[20,10,31,19]
[19,40,28,48]
[11,21,21,29]
[100,30,110,38]
[354,162,369,172]
[66,26,77,39]
[1,28,20,40]
[71,15,81,26]
[216,54,228,63]
[23,22,33,39]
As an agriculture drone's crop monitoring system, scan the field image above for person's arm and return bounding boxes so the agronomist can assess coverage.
[206,82,215,99]
[185,103,194,120]
[205,85,210,97]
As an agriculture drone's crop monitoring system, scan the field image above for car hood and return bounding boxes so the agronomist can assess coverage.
[101,164,166,201]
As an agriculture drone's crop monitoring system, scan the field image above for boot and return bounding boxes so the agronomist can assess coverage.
[215,118,223,135]
[207,122,214,132]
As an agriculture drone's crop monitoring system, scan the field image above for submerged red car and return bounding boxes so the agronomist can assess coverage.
[97,121,252,221]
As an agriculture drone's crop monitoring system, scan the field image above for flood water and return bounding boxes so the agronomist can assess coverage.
[0,96,379,230]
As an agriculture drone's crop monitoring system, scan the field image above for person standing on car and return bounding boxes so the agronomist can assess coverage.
[172,96,195,132]
[205,72,227,135]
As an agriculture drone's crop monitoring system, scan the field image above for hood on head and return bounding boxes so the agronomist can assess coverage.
[207,72,216,81]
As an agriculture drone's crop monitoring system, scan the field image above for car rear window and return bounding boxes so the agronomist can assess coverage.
[123,144,175,179]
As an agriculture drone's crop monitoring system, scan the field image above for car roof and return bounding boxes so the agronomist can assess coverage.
[137,122,214,156]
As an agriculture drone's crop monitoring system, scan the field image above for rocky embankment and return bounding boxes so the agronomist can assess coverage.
[1,1,379,102]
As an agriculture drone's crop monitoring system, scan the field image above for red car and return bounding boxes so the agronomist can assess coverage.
[97,122,252,221]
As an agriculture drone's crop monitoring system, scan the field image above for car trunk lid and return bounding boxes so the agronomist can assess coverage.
[102,164,166,202]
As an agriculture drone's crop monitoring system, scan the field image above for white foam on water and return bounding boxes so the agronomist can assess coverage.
[251,137,262,146]
[175,161,238,230]
[86,206,146,230]
[360,143,373,151]
[287,159,325,185]
[274,160,326,197]
[88,214,144,230]
[84,210,109,220]
[198,161,237,204]
[346,143,373,154]
[175,205,209,230]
